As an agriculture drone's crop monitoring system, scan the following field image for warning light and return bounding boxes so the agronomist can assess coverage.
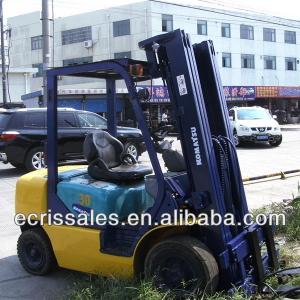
[129,64,144,77]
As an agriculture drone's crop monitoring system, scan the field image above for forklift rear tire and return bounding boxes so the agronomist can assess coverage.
[144,236,219,295]
[17,227,56,275]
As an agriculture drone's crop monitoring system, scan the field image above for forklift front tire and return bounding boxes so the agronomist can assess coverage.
[17,227,56,275]
[144,236,219,295]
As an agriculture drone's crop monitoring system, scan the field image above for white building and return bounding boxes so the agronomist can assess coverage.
[0,67,37,106]
[6,0,300,122]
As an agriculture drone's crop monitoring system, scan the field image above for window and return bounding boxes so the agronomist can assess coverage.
[197,20,207,35]
[32,63,43,77]
[31,35,43,50]
[114,51,131,59]
[61,26,92,45]
[222,53,231,68]
[113,19,130,37]
[78,113,107,128]
[285,57,297,71]
[237,108,272,120]
[57,112,77,128]
[24,112,45,128]
[285,30,296,44]
[221,23,231,38]
[264,56,276,70]
[240,25,254,40]
[162,14,173,32]
[263,28,276,42]
[241,54,255,69]
[0,113,11,129]
[63,56,93,66]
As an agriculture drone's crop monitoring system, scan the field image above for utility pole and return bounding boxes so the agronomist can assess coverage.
[0,0,7,108]
[41,0,51,107]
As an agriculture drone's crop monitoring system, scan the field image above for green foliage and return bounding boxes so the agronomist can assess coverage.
[66,277,167,300]
[251,190,300,241]
[66,276,250,300]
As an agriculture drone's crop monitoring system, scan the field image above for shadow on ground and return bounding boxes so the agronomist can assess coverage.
[0,166,26,179]
[237,142,276,151]
[0,255,82,300]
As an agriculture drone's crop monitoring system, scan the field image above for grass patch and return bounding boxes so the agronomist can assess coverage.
[252,186,300,242]
[66,277,167,300]
[65,276,249,300]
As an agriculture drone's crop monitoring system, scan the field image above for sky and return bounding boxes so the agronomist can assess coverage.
[3,0,300,21]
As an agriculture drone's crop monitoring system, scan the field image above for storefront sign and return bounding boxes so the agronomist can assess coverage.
[279,86,300,98]
[138,86,170,103]
[256,86,279,98]
[223,86,255,101]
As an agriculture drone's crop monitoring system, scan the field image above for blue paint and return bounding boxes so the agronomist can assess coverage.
[57,172,154,220]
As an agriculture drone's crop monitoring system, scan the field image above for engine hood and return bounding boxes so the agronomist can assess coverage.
[116,126,142,137]
[236,119,279,128]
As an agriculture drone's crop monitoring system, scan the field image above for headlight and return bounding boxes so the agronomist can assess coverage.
[239,125,249,131]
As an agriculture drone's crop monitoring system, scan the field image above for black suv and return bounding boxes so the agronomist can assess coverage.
[0,108,145,171]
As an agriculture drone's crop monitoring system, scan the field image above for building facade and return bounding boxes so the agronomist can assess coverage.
[0,67,37,107]
[7,0,300,123]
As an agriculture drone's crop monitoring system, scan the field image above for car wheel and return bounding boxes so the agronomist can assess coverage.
[17,227,56,275]
[233,130,240,147]
[25,147,46,171]
[144,236,219,296]
[269,136,282,147]
[124,142,139,160]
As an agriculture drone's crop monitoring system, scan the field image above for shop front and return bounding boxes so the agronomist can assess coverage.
[223,86,256,108]
[255,86,300,124]
[138,85,172,129]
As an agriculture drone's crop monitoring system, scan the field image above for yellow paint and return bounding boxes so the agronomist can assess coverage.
[15,166,87,217]
[79,194,92,206]
[15,165,184,278]
[44,224,134,278]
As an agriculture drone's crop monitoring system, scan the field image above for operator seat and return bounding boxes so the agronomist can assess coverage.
[83,131,152,181]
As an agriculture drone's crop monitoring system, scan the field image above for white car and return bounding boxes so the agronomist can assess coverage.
[229,106,282,147]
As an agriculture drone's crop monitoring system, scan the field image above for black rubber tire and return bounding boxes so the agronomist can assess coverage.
[233,129,241,147]
[124,142,139,160]
[269,136,282,147]
[25,147,45,171]
[144,236,219,295]
[17,227,56,275]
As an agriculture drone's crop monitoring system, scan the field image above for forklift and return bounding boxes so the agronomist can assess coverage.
[15,29,300,297]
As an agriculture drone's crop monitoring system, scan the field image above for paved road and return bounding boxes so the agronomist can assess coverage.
[0,130,299,299]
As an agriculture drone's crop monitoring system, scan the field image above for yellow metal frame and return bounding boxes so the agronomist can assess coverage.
[15,167,185,277]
